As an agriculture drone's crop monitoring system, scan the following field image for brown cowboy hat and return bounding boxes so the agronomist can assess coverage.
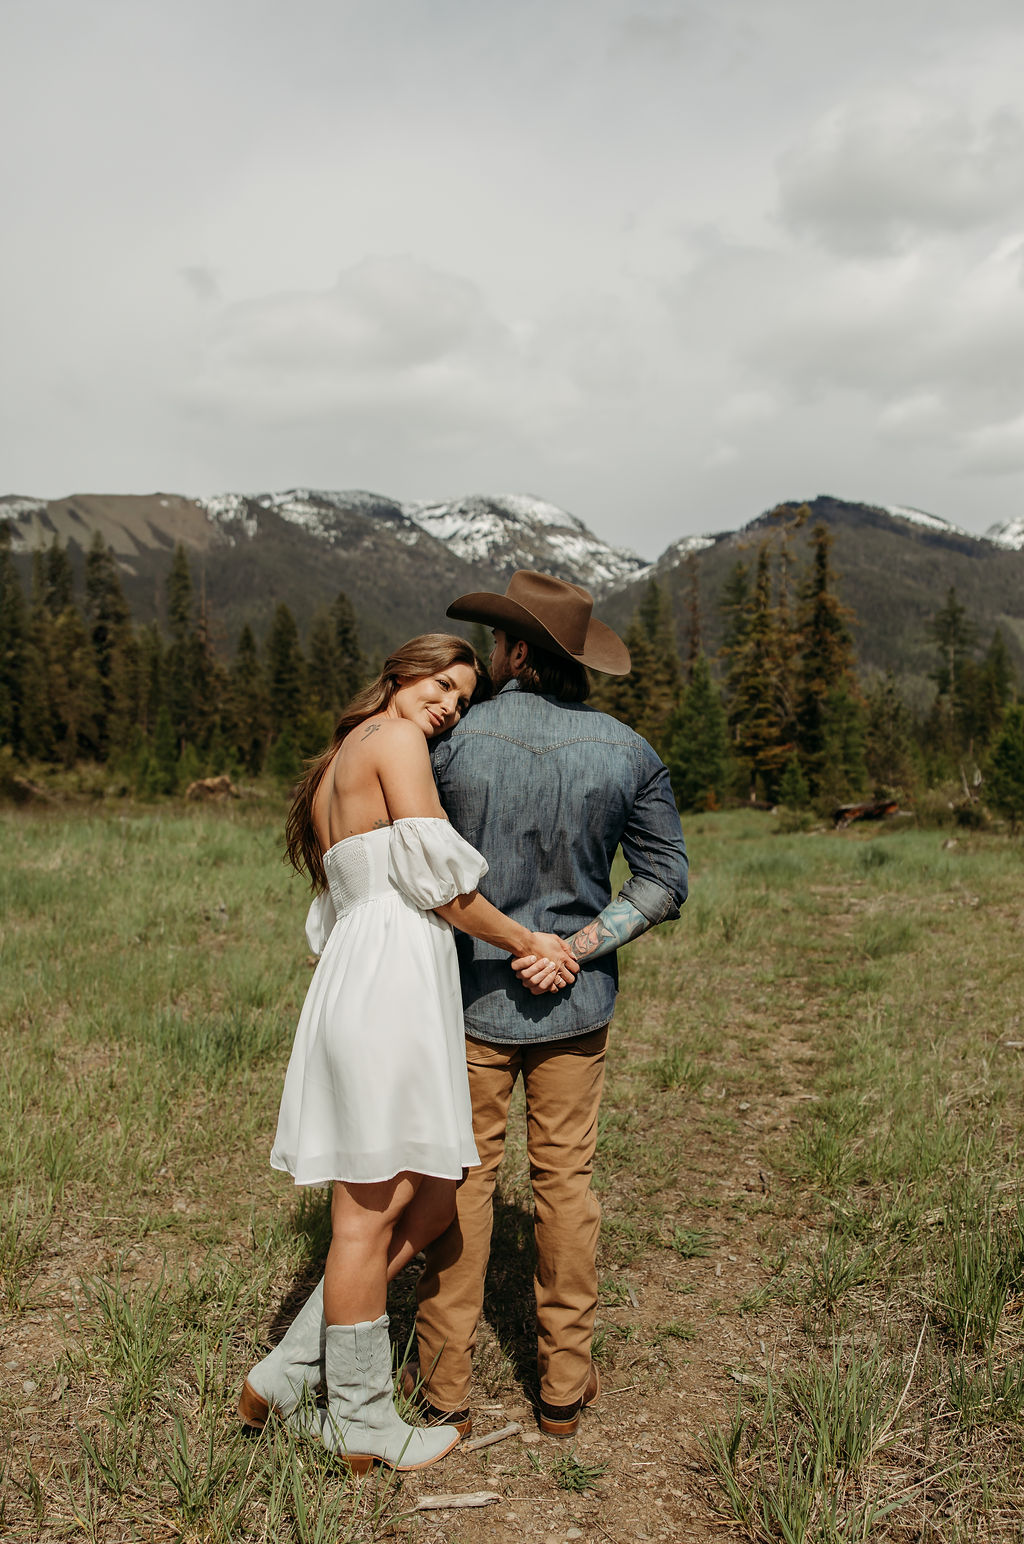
[446,570,631,676]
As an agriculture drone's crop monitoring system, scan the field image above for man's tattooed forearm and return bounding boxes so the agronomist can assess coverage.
[570,917,615,960]
[569,899,651,961]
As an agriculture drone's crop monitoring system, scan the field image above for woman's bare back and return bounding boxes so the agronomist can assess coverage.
[311,717,445,855]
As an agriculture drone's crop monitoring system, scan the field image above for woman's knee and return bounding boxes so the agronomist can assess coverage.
[416,1178,457,1242]
[331,1181,404,1249]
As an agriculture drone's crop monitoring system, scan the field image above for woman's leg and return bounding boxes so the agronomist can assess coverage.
[386,1177,457,1281]
[321,1171,461,1470]
[325,1173,419,1323]
[325,1173,458,1319]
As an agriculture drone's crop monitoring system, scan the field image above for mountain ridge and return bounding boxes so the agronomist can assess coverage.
[3,488,1023,685]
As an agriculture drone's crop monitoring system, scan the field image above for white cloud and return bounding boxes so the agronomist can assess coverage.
[5,0,1024,549]
[958,413,1024,475]
[877,392,947,443]
[779,97,1024,255]
[214,258,499,375]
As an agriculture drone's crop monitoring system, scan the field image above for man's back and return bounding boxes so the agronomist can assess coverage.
[431,681,687,1043]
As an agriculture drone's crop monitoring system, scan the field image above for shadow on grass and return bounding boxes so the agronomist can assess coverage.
[481,1191,539,1397]
[267,1186,332,1344]
[387,1189,539,1401]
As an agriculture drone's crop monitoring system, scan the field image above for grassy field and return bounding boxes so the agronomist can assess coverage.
[2,799,1023,1542]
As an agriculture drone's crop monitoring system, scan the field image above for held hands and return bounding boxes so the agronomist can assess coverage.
[510,933,580,996]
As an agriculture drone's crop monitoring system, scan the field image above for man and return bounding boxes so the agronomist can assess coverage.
[413,570,688,1438]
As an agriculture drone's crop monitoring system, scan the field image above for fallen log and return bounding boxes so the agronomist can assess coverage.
[833,799,899,828]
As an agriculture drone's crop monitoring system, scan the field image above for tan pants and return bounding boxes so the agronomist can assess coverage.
[415,1025,608,1410]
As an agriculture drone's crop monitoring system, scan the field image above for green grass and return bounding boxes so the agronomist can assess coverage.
[3,802,1024,1539]
[549,1449,608,1492]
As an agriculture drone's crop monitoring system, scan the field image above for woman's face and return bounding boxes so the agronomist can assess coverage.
[390,661,478,738]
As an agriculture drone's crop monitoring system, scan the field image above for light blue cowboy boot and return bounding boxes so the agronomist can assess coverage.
[238,1277,325,1429]
[319,1315,461,1472]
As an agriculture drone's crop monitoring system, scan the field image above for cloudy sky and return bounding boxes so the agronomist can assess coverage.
[4,0,1024,557]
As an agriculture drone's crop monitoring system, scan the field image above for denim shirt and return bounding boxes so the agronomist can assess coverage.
[430,681,688,1044]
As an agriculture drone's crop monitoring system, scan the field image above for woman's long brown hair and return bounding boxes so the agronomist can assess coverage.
[285,633,491,891]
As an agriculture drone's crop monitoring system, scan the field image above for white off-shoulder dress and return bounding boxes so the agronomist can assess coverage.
[270,817,486,1187]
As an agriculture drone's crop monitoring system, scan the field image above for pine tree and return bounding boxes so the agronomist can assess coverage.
[228,623,270,775]
[984,627,1016,708]
[138,623,164,737]
[0,526,29,756]
[778,753,810,809]
[928,587,976,699]
[597,618,657,739]
[818,687,868,803]
[960,628,1017,753]
[332,590,366,703]
[865,673,917,795]
[719,560,751,659]
[151,706,180,795]
[926,587,977,757]
[85,533,137,756]
[598,581,682,755]
[164,544,194,751]
[664,652,731,811]
[189,571,225,755]
[166,542,193,644]
[160,544,223,755]
[986,703,1024,829]
[50,605,103,765]
[42,536,74,616]
[724,546,793,799]
[266,725,303,785]
[306,608,340,714]
[683,553,702,679]
[266,603,306,738]
[21,554,60,760]
[794,523,864,797]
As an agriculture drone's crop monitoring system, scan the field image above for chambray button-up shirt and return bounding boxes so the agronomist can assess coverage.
[430,680,688,1045]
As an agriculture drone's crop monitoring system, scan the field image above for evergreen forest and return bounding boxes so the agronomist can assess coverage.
[2,514,1023,826]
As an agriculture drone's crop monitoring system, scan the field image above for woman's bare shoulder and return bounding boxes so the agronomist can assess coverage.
[343,716,426,764]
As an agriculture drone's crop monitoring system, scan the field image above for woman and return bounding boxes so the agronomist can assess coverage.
[239,635,576,1472]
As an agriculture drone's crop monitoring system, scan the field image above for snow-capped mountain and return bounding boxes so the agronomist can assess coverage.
[655,532,716,569]
[404,493,647,590]
[199,488,414,547]
[873,503,976,538]
[193,488,647,592]
[985,516,1024,551]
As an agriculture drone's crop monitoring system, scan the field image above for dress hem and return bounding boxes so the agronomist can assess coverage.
[270,1156,479,1188]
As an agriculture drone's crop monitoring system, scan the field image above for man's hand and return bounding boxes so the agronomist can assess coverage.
[510,935,580,995]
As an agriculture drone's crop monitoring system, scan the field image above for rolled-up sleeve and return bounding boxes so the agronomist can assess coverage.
[619,748,688,922]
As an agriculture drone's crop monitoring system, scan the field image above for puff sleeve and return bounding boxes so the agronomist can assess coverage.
[388,817,488,909]
[304,890,338,955]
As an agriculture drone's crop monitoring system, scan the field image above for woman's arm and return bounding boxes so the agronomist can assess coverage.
[512,895,651,993]
[435,891,578,990]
